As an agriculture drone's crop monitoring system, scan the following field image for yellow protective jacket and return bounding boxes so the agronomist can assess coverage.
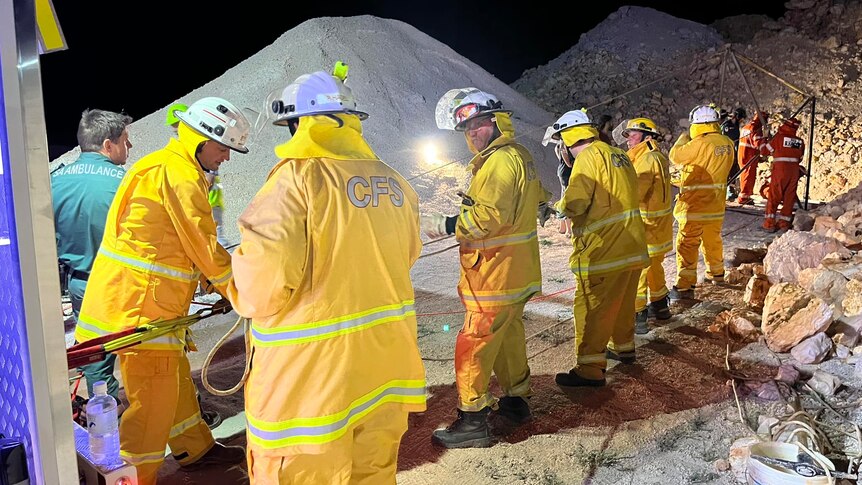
[227,114,426,456]
[75,123,233,353]
[455,113,547,312]
[628,139,673,257]
[558,140,648,276]
[669,123,735,223]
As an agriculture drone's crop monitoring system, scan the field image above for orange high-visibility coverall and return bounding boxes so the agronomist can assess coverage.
[763,119,805,230]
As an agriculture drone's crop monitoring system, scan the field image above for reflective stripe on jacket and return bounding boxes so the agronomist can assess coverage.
[628,139,673,258]
[738,120,766,167]
[228,114,426,455]
[455,113,547,312]
[558,141,648,276]
[75,123,232,352]
[669,123,736,223]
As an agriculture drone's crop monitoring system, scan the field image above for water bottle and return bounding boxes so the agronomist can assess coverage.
[87,381,120,466]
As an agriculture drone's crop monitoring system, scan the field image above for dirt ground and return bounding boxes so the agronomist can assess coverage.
[69,200,862,484]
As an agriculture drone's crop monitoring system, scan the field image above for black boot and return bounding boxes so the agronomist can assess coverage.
[432,408,492,449]
[555,369,606,387]
[606,348,636,364]
[668,286,694,303]
[648,296,672,320]
[634,309,649,335]
[495,396,531,423]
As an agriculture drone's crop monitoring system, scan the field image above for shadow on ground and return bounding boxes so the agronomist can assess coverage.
[156,304,776,482]
[397,322,776,472]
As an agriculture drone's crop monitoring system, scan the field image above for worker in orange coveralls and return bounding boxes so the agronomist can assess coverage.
[762,117,805,232]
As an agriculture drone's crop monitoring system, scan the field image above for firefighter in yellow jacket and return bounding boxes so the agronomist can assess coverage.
[618,118,673,334]
[227,68,426,484]
[421,88,547,448]
[668,105,736,301]
[549,110,648,384]
[75,97,249,484]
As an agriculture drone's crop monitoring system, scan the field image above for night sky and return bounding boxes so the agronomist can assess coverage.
[40,0,787,159]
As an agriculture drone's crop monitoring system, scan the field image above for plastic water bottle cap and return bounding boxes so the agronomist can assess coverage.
[442,324,450,332]
[93,381,108,395]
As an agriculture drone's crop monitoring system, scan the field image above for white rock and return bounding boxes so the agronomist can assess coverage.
[762,283,834,352]
[796,268,848,306]
[764,231,852,284]
[807,370,841,396]
[790,332,833,364]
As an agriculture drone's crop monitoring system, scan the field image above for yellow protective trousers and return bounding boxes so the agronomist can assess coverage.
[247,409,408,485]
[636,255,669,312]
[455,302,531,412]
[118,350,214,485]
[573,269,640,380]
[674,219,725,291]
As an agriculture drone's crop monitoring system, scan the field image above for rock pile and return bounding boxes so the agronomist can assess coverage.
[513,0,862,204]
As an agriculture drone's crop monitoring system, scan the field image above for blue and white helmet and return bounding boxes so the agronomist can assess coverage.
[270,71,368,125]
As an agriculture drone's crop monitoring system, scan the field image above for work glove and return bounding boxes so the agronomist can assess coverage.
[211,297,233,315]
[420,213,450,239]
[537,202,555,228]
[199,274,216,295]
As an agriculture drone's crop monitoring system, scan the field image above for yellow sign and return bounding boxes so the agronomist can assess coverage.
[35,0,67,53]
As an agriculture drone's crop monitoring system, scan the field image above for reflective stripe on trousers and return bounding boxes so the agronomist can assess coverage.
[246,379,425,449]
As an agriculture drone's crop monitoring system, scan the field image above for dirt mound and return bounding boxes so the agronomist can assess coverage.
[51,15,557,243]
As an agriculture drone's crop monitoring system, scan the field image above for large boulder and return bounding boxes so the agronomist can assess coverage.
[763,231,851,284]
[762,283,834,352]
[796,267,849,314]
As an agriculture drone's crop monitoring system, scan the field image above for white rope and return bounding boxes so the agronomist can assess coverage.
[201,315,252,396]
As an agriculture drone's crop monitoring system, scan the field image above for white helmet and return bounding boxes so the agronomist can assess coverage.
[689,105,720,124]
[269,71,368,125]
[542,110,592,146]
[175,97,251,153]
[435,88,512,131]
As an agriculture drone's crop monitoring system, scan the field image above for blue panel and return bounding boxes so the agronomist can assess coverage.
[0,54,37,479]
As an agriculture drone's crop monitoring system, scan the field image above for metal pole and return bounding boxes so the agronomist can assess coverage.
[718,48,728,108]
[733,50,809,96]
[730,50,763,123]
[804,97,816,210]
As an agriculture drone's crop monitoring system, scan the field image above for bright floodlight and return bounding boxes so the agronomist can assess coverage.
[422,142,442,166]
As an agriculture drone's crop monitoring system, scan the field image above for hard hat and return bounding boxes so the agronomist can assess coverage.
[542,110,592,146]
[734,107,747,119]
[612,117,661,145]
[451,90,510,131]
[175,97,251,153]
[622,117,660,138]
[269,71,368,126]
[689,105,720,124]
[165,102,188,126]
